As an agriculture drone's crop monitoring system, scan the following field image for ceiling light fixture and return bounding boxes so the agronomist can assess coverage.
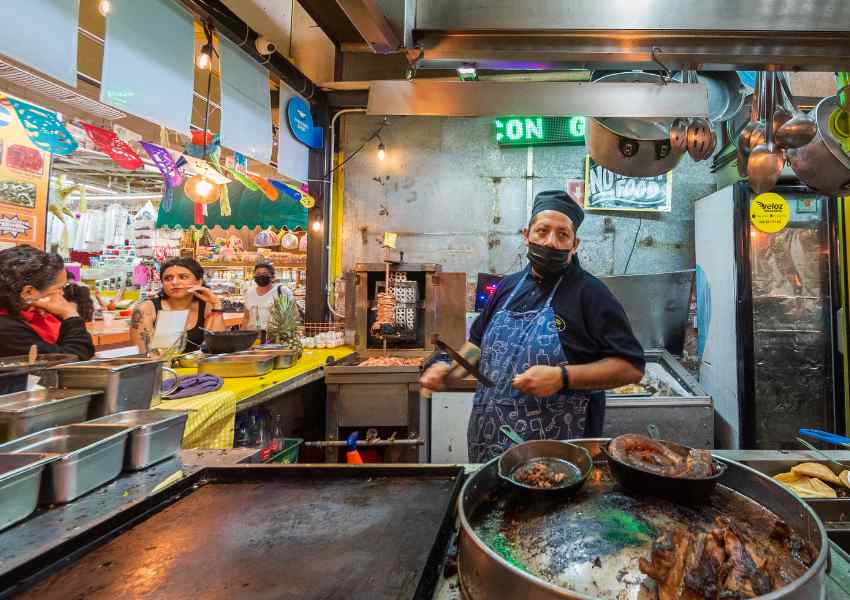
[184,174,220,204]
[377,141,386,161]
[196,22,216,71]
[312,220,322,232]
[97,0,112,17]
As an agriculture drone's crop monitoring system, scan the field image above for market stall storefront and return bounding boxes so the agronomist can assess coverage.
[3,0,850,599]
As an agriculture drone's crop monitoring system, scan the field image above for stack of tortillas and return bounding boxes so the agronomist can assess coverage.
[773,463,850,498]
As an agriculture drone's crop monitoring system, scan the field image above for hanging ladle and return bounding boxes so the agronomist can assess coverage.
[738,72,762,177]
[775,73,818,149]
[669,69,691,153]
[748,71,786,194]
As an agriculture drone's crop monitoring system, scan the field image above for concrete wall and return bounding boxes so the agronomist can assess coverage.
[339,114,716,281]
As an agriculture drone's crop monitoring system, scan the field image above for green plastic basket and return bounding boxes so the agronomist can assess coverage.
[267,438,303,464]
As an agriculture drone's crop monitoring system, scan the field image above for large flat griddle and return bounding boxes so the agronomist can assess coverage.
[8,465,464,600]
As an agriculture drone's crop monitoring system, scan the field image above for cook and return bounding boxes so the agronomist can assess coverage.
[420,190,645,462]
[130,258,225,353]
[240,261,297,336]
[0,246,95,360]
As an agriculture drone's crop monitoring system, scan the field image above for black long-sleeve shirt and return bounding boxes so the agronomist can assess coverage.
[0,315,95,360]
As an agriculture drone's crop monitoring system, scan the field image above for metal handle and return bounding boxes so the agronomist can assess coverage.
[160,366,180,398]
[799,428,850,449]
[499,425,525,445]
[795,437,850,471]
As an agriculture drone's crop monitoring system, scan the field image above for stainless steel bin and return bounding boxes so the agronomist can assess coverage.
[87,410,188,470]
[0,453,55,529]
[0,424,129,504]
[56,358,164,417]
[0,389,100,442]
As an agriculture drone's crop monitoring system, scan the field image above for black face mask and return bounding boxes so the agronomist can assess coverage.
[527,242,573,277]
[254,275,272,287]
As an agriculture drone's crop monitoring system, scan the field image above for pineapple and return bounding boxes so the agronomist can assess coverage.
[267,291,303,357]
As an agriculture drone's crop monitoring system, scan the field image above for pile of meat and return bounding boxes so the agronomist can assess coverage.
[358,356,422,367]
[512,461,568,489]
[639,517,812,599]
[609,434,715,479]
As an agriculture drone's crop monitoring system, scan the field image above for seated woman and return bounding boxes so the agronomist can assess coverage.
[0,246,95,360]
[130,258,225,353]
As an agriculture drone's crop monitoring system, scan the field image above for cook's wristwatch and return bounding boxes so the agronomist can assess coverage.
[559,363,570,390]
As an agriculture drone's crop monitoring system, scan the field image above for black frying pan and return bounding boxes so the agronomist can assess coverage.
[602,437,727,504]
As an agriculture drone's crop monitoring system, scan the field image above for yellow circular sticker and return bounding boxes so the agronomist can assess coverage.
[750,193,790,233]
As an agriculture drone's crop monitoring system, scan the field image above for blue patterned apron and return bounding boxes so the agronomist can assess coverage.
[467,273,592,463]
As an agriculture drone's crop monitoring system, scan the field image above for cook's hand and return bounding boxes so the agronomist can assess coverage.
[188,286,218,306]
[31,295,79,320]
[419,362,452,391]
[512,365,564,397]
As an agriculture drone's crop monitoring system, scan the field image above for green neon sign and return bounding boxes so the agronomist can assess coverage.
[493,116,585,147]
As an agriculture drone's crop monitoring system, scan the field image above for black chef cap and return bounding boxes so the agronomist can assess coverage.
[530,190,584,231]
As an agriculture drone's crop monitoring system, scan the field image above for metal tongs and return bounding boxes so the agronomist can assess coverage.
[429,334,494,387]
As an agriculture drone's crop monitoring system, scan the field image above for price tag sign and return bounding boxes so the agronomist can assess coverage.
[750,192,790,233]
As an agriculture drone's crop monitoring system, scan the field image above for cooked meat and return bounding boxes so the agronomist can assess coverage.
[512,461,568,489]
[639,530,690,600]
[358,357,422,367]
[682,531,725,600]
[609,434,715,479]
[685,449,715,479]
[720,527,772,597]
[641,517,797,599]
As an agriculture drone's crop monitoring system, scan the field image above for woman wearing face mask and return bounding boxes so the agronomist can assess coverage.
[420,190,646,462]
[0,246,95,359]
[130,258,225,353]
[241,262,296,338]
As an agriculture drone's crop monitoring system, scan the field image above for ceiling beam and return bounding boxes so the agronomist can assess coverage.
[336,0,400,54]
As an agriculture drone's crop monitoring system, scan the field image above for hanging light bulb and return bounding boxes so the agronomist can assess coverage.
[311,220,322,232]
[196,43,213,70]
[184,174,220,204]
[97,0,112,17]
[377,142,386,161]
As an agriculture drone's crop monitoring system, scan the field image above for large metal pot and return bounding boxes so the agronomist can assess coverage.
[458,439,828,600]
[787,94,850,195]
[587,72,684,177]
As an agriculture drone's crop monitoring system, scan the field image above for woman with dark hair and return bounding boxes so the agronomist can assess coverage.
[0,246,95,359]
[130,257,225,353]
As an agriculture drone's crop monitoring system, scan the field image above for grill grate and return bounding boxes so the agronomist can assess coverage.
[0,60,125,120]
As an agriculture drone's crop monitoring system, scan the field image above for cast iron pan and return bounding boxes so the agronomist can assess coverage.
[602,437,727,504]
[497,426,593,498]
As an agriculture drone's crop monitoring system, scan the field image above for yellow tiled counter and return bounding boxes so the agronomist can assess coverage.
[152,347,355,449]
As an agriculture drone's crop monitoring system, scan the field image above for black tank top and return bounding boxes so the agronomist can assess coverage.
[152,296,206,350]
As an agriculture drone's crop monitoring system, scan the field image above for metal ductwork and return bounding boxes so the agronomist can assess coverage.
[408,0,850,71]
[367,80,709,118]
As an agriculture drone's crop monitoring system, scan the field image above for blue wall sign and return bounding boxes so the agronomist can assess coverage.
[286,97,323,149]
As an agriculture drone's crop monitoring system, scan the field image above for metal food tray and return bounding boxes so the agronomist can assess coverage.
[234,349,301,370]
[56,358,164,416]
[86,410,188,471]
[0,389,100,443]
[6,465,464,600]
[0,454,56,531]
[197,354,275,378]
[717,450,850,553]
[0,424,129,504]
